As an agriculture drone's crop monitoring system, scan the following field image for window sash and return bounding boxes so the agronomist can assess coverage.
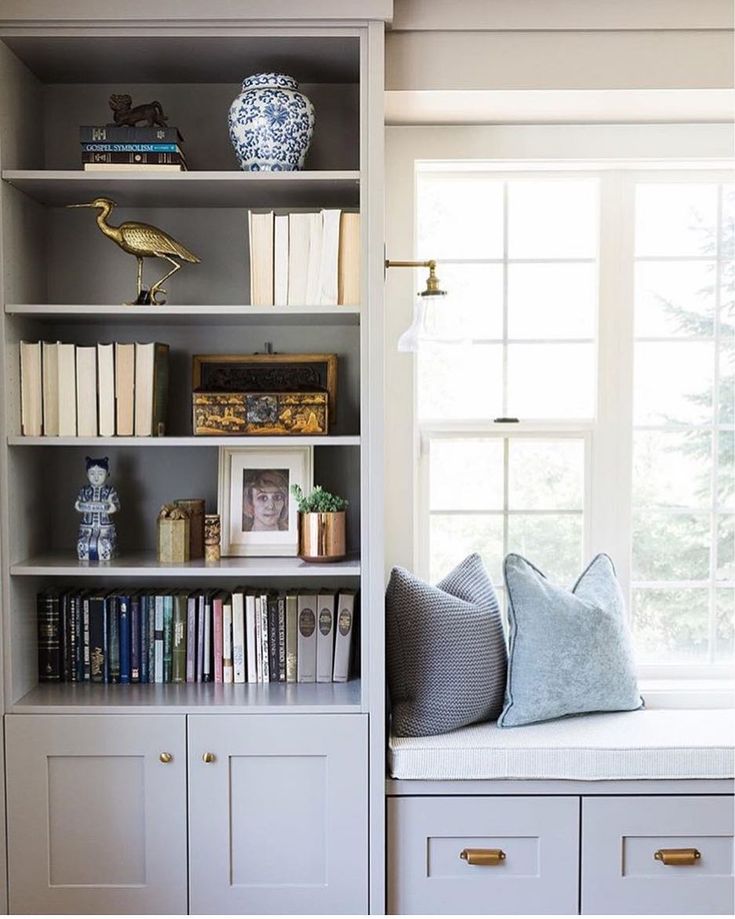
[414,164,735,679]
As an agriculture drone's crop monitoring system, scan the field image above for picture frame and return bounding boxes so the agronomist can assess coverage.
[217,445,313,557]
[192,352,338,420]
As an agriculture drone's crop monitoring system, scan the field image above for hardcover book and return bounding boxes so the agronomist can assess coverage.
[333,589,356,682]
[244,590,257,683]
[41,341,60,436]
[57,342,77,436]
[79,125,184,143]
[134,342,169,436]
[154,594,165,684]
[233,590,246,684]
[88,592,107,683]
[118,594,131,684]
[223,595,234,684]
[107,594,121,684]
[186,592,198,683]
[316,588,336,683]
[285,591,298,683]
[20,341,42,436]
[172,593,187,683]
[213,593,224,684]
[297,591,317,683]
[130,593,142,682]
[37,590,61,681]
[75,345,98,437]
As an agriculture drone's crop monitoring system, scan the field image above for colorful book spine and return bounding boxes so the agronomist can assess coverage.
[82,151,186,166]
[186,592,198,683]
[154,594,165,684]
[118,595,131,684]
[82,595,91,682]
[213,594,224,684]
[259,592,270,684]
[173,594,187,683]
[147,593,156,684]
[107,594,120,684]
[196,593,206,682]
[88,594,107,683]
[37,591,61,682]
[163,594,174,683]
[81,142,180,153]
[130,594,141,683]
[79,125,184,142]
[223,596,234,684]
[267,593,278,683]
[202,594,212,683]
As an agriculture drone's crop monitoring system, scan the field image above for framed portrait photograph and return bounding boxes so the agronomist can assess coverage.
[217,446,313,557]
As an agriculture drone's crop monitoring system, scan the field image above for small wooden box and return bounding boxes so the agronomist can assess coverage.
[158,516,190,563]
[193,391,328,436]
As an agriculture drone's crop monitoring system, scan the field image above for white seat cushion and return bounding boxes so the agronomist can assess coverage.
[389,709,735,780]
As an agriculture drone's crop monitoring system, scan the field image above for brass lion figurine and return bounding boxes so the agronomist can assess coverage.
[109,93,167,127]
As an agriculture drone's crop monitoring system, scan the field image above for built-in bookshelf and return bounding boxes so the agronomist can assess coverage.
[0,11,385,913]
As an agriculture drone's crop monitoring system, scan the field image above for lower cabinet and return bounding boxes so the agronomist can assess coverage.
[581,795,735,915]
[388,791,735,917]
[188,713,368,914]
[388,795,580,915]
[5,714,188,915]
[5,712,368,915]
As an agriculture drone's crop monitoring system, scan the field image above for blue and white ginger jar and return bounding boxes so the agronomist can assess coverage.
[228,73,315,172]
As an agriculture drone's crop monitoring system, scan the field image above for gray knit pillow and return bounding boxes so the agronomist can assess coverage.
[386,554,507,737]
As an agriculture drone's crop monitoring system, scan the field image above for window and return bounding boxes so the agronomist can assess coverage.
[415,163,734,677]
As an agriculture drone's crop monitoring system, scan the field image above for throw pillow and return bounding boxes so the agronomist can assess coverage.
[499,553,642,728]
[386,553,507,737]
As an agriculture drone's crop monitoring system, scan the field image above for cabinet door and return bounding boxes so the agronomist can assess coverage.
[388,795,580,915]
[188,713,368,915]
[582,795,734,915]
[5,714,187,915]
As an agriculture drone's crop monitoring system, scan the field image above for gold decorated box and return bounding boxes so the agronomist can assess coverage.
[193,391,328,436]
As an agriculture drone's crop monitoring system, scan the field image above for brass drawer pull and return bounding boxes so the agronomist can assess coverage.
[654,848,701,866]
[202,752,216,764]
[159,752,173,764]
[460,848,506,866]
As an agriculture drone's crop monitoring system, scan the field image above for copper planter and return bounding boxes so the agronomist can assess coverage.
[298,512,346,562]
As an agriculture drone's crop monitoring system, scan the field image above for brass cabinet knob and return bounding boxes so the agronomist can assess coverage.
[202,752,216,764]
[159,752,173,764]
[460,848,506,866]
[654,848,701,866]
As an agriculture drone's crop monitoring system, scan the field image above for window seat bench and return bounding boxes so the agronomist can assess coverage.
[387,709,734,914]
[388,708,735,781]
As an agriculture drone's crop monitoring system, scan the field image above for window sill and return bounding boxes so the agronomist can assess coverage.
[640,679,735,710]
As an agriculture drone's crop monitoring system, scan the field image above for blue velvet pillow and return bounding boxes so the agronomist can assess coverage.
[499,553,642,728]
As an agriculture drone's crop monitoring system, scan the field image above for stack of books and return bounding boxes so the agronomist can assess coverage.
[37,587,357,685]
[79,125,187,171]
[20,340,169,437]
[249,209,360,306]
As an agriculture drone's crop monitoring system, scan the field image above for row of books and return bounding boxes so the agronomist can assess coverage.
[249,209,360,307]
[80,125,187,172]
[19,340,169,437]
[37,587,357,685]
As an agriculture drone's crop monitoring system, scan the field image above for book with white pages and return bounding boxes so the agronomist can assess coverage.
[274,213,289,306]
[304,212,323,305]
[20,341,42,436]
[97,343,115,437]
[248,210,274,306]
[318,209,341,305]
[57,343,77,436]
[114,342,135,436]
[41,341,60,436]
[338,212,361,306]
[75,345,98,437]
[287,213,311,305]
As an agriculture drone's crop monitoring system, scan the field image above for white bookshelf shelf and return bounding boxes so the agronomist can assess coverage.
[9,435,360,447]
[11,552,361,578]
[6,303,361,326]
[1,170,361,208]
[10,679,363,714]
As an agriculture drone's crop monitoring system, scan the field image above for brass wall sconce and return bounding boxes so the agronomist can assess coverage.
[385,258,453,352]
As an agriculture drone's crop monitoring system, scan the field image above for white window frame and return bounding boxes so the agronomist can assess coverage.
[385,124,735,701]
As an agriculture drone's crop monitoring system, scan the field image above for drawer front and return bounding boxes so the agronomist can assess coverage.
[582,795,734,915]
[388,796,579,915]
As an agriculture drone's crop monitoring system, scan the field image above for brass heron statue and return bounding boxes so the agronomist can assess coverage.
[67,197,200,305]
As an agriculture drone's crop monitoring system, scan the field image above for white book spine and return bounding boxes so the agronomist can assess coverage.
[304,212,323,305]
[316,591,336,683]
[57,343,77,436]
[274,213,289,306]
[41,341,59,436]
[232,592,245,683]
[245,593,257,683]
[19,341,42,437]
[318,209,341,305]
[287,213,310,305]
[75,346,98,437]
[333,591,356,682]
[97,342,115,437]
[297,592,317,683]
[223,598,234,684]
